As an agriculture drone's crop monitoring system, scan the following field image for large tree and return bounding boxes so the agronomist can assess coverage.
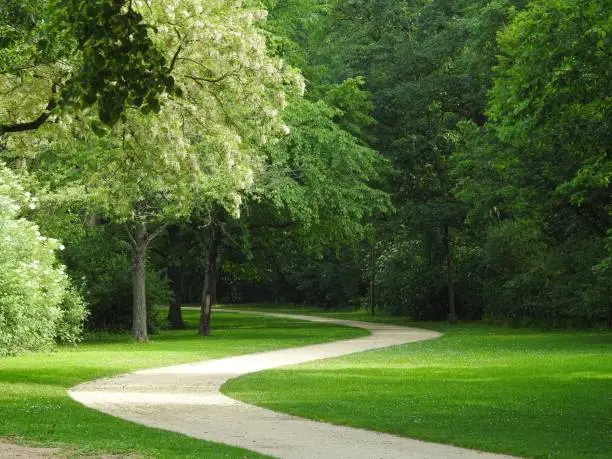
[489,0,611,234]
[4,0,303,341]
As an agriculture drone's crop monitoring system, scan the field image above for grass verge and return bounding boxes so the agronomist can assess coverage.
[222,305,612,459]
[0,308,366,458]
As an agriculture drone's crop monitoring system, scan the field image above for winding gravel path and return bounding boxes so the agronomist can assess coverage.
[69,310,514,459]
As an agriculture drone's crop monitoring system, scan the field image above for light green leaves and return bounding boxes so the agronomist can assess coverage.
[0,162,87,355]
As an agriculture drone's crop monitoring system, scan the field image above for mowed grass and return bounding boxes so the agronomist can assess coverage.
[223,306,612,459]
[0,308,366,458]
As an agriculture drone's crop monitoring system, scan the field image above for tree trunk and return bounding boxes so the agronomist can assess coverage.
[199,226,219,336]
[84,212,98,228]
[200,291,212,336]
[444,224,457,323]
[166,225,185,329]
[132,223,149,342]
[167,265,185,329]
[423,230,433,267]
[370,235,376,316]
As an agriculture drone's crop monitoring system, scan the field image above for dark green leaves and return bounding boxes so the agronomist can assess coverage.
[56,0,173,125]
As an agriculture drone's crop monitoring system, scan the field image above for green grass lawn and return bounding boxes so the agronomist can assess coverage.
[0,308,366,458]
[223,305,612,459]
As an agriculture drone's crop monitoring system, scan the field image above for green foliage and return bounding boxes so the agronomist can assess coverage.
[318,77,376,140]
[292,0,522,320]
[374,239,448,319]
[263,96,390,247]
[457,0,612,326]
[56,0,173,125]
[0,0,62,73]
[280,0,610,326]
[3,0,309,342]
[2,0,609,330]
[0,0,168,131]
[1,0,200,128]
[68,228,170,332]
[0,163,86,355]
[480,220,548,322]
[489,0,611,223]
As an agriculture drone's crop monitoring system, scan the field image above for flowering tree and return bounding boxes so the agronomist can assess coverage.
[2,0,303,342]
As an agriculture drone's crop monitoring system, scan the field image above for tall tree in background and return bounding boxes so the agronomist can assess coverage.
[190,88,391,335]
[168,0,393,334]
[489,0,610,234]
[300,0,524,319]
[483,0,611,323]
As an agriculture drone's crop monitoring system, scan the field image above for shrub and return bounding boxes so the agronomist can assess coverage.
[481,220,610,327]
[0,164,87,356]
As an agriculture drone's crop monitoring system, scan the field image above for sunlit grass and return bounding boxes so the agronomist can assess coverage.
[0,308,366,458]
[223,306,612,459]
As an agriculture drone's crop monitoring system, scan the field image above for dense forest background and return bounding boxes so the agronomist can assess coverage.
[1,0,610,354]
[208,0,610,326]
[218,0,611,326]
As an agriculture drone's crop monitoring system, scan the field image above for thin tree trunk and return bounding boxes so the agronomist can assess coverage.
[444,224,457,323]
[166,225,185,329]
[132,223,149,342]
[423,230,433,267]
[370,235,376,316]
[199,226,219,336]
[167,266,185,329]
[84,212,98,228]
[272,258,284,303]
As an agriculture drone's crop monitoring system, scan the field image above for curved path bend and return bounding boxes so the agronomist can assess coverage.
[69,310,514,459]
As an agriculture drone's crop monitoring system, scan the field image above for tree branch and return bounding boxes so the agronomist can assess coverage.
[124,223,138,248]
[147,223,169,243]
[182,66,241,84]
[168,44,183,74]
[0,84,58,135]
[249,221,297,231]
